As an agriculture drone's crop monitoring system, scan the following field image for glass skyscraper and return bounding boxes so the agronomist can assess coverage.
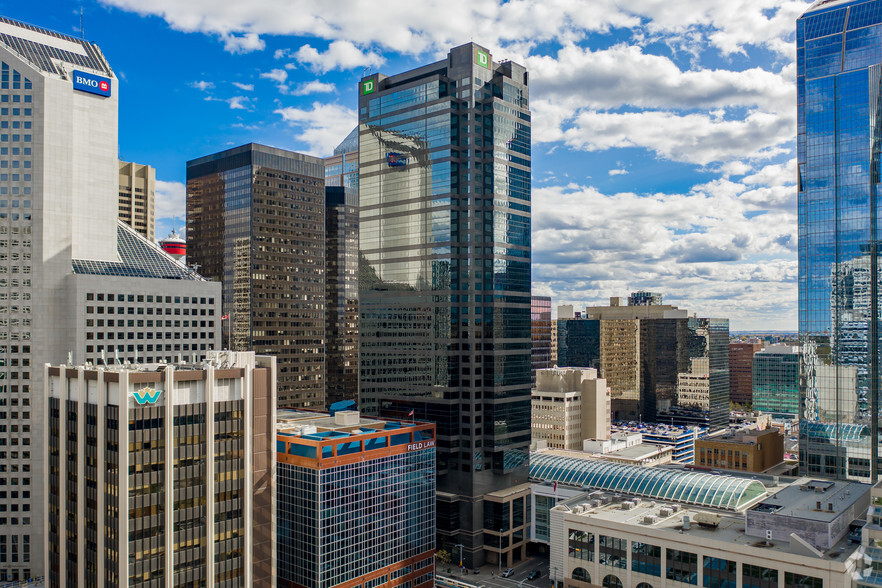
[358,43,531,566]
[798,0,882,482]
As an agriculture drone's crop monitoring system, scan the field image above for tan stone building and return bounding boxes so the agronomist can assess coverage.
[695,427,784,473]
[118,160,155,241]
[532,368,610,450]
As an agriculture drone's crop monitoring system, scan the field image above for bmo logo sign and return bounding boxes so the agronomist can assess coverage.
[72,70,111,97]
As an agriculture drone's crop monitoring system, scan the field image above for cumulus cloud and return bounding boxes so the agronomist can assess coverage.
[274,102,357,156]
[190,80,214,91]
[291,80,337,96]
[293,41,385,73]
[260,68,288,84]
[531,173,798,329]
[101,0,804,58]
[232,82,254,91]
[155,180,186,221]
[227,96,252,110]
[220,32,265,54]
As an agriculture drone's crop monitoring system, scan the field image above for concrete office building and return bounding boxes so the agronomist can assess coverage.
[0,17,223,581]
[531,296,553,383]
[187,144,326,409]
[531,367,610,450]
[613,423,705,464]
[358,43,531,566]
[550,476,868,588]
[695,427,785,473]
[45,351,277,587]
[797,0,882,482]
[729,341,762,406]
[276,410,435,588]
[118,160,155,241]
[582,435,674,467]
[752,344,800,417]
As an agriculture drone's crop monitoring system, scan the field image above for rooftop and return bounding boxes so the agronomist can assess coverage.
[750,479,867,523]
[530,451,767,511]
[554,486,863,561]
[0,16,112,77]
[72,221,207,281]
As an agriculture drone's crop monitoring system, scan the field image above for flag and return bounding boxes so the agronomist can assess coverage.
[221,314,230,320]
[554,481,557,492]
[408,409,415,417]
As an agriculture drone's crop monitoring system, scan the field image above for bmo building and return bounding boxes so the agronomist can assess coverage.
[45,351,278,587]
[276,409,436,588]
[0,16,221,582]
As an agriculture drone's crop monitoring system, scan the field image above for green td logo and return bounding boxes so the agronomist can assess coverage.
[363,80,375,95]
[476,49,489,68]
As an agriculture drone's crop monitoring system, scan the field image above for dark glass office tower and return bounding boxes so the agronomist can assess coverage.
[556,318,601,369]
[358,43,531,566]
[798,0,882,482]
[324,185,360,405]
[187,144,326,408]
[684,317,730,429]
[531,296,552,383]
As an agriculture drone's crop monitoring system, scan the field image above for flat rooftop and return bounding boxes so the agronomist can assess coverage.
[749,479,867,523]
[600,444,669,460]
[556,485,862,560]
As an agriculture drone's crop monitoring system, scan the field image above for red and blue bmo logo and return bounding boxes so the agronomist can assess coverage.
[386,152,408,167]
[72,70,111,97]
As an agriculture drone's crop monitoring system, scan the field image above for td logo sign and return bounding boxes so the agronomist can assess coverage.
[362,80,375,95]
[132,387,161,405]
[476,49,489,68]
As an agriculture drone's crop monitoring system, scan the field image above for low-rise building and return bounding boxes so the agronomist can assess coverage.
[550,477,869,588]
[695,427,785,473]
[276,410,436,588]
[583,433,673,467]
[45,351,276,587]
[532,368,610,450]
[613,424,705,464]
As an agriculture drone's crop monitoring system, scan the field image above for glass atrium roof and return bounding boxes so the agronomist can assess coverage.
[530,452,768,511]
[72,221,207,281]
[0,16,112,76]
[802,421,868,442]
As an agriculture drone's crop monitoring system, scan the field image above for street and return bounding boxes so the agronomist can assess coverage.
[440,555,552,588]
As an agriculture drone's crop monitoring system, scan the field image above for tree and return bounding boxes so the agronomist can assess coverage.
[437,549,452,565]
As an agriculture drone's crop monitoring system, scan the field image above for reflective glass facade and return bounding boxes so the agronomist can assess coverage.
[357,43,531,565]
[276,420,436,588]
[798,0,882,481]
[187,144,326,408]
[531,296,552,384]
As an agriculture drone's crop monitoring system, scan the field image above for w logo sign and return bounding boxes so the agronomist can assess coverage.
[133,387,161,405]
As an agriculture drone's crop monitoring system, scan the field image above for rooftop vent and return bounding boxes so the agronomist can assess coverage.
[334,410,360,426]
[622,501,635,510]
[643,515,657,525]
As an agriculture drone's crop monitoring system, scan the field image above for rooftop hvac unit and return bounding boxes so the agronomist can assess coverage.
[580,503,592,510]
[592,500,602,508]
[643,515,657,524]
[660,508,673,517]
[622,501,635,510]
[301,425,317,435]
[671,504,681,512]
[573,506,584,514]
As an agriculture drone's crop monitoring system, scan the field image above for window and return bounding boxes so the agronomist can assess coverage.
[632,542,661,577]
[703,556,736,588]
[743,564,777,588]
[666,549,698,585]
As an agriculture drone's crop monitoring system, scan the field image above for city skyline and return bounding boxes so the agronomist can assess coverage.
[10,1,805,330]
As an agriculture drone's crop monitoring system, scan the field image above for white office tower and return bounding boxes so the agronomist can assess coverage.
[0,17,221,581]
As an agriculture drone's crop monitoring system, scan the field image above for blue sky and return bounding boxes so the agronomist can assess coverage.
[6,0,807,329]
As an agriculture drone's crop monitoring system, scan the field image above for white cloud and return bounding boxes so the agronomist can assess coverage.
[553,109,793,166]
[155,180,186,221]
[220,32,265,54]
[101,0,805,58]
[608,168,628,176]
[294,41,385,73]
[227,96,252,110]
[291,80,336,96]
[190,80,214,91]
[260,68,288,84]
[232,82,254,91]
[274,102,357,156]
